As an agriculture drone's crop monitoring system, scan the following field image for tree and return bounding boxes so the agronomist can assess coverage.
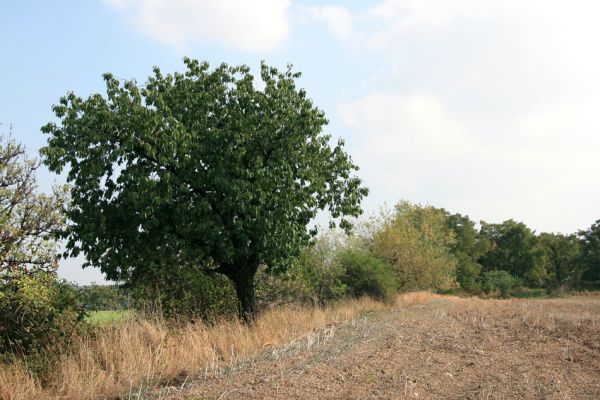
[41,59,368,321]
[579,219,600,283]
[0,133,76,354]
[537,233,582,288]
[478,220,544,286]
[372,201,457,291]
[0,134,67,273]
[445,212,488,292]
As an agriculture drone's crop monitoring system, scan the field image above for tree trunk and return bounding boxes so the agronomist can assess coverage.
[232,266,257,323]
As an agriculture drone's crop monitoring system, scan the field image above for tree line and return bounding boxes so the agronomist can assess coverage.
[286,201,600,305]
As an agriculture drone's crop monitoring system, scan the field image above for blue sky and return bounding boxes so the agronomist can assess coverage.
[2,0,600,284]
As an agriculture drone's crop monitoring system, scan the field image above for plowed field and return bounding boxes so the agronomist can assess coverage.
[154,295,600,399]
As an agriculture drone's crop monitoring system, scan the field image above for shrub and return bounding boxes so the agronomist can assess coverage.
[337,249,398,302]
[128,267,237,321]
[223,233,354,313]
[0,271,84,355]
[268,233,349,307]
[480,270,518,297]
[254,266,299,310]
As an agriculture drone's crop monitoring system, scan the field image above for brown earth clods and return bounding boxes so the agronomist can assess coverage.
[154,295,600,400]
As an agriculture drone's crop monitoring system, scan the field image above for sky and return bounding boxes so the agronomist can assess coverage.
[1,0,599,284]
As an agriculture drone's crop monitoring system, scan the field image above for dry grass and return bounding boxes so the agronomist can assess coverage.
[0,293,438,400]
[394,291,446,308]
[446,294,600,334]
[0,361,40,400]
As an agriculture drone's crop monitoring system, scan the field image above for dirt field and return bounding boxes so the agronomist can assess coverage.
[153,295,600,399]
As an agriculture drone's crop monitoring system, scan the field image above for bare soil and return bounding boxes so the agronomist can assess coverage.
[154,295,600,399]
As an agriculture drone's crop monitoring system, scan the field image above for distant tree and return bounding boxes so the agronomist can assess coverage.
[478,220,544,286]
[445,212,489,292]
[372,201,457,291]
[80,284,130,311]
[537,233,582,288]
[41,59,368,321]
[579,219,600,283]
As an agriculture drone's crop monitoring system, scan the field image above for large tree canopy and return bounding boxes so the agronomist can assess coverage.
[41,58,368,320]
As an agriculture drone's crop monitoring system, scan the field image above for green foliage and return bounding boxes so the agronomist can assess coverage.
[256,231,397,307]
[537,233,582,288]
[480,270,518,297]
[0,271,84,354]
[41,58,368,320]
[79,284,129,311]
[455,258,483,293]
[478,220,545,286]
[509,287,549,298]
[336,249,397,302]
[128,266,237,320]
[445,212,487,292]
[372,201,458,291]
[268,233,349,307]
[579,219,600,282]
[0,134,79,355]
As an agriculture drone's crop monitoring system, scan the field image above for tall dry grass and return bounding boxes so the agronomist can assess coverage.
[0,292,438,400]
[0,362,40,400]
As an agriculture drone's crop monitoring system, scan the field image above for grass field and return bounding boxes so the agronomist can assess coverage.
[0,295,395,400]
[86,310,131,325]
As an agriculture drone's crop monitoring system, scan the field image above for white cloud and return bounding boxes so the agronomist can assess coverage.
[367,0,477,27]
[338,91,600,233]
[103,0,291,52]
[308,6,354,40]
[319,0,600,233]
[339,93,476,159]
[338,93,478,204]
[309,0,484,47]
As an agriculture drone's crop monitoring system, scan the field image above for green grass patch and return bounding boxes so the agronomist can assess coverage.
[510,287,550,299]
[86,310,131,325]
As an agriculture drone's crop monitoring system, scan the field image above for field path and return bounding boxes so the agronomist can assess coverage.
[156,296,600,399]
